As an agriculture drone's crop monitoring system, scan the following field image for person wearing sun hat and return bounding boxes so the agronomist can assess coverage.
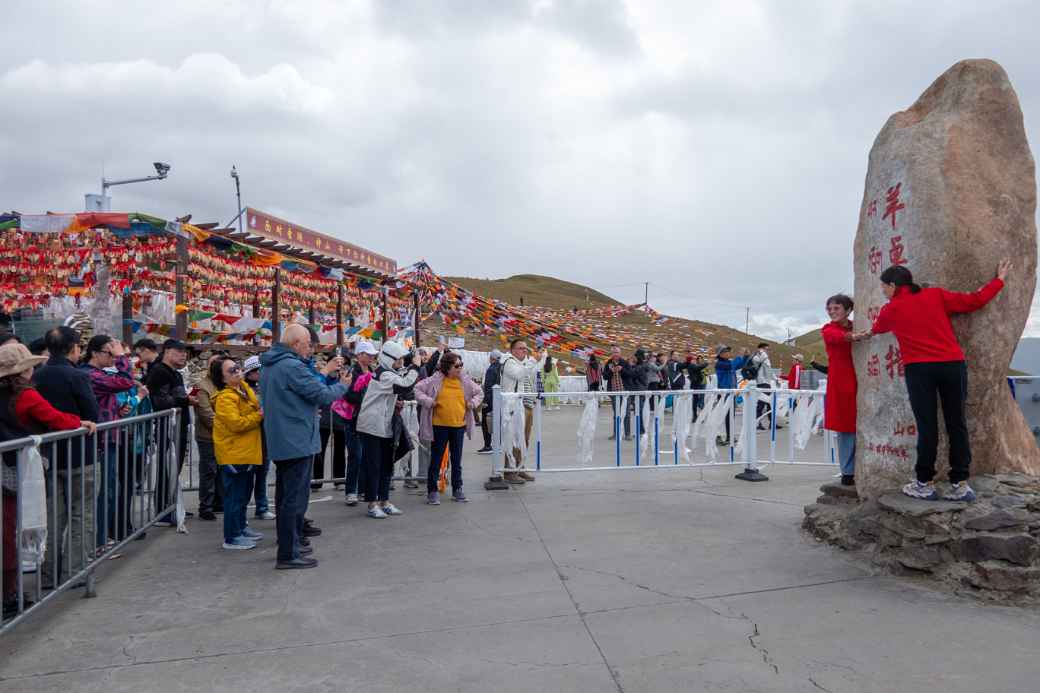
[1,343,97,615]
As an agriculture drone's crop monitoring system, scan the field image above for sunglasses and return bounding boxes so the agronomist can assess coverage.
[227,365,242,374]
[452,362,464,368]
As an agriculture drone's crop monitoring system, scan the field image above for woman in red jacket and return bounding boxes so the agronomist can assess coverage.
[1,343,96,618]
[870,261,1010,502]
[822,295,861,486]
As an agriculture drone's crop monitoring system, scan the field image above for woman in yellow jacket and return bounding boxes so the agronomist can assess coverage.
[211,357,265,550]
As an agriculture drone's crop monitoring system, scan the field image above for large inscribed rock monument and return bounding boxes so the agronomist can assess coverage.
[853,59,1039,498]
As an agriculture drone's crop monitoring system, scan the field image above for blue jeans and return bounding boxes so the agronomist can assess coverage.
[252,460,270,515]
[428,425,465,494]
[96,446,118,547]
[836,432,856,476]
[221,465,254,543]
[344,422,365,496]
[274,457,310,562]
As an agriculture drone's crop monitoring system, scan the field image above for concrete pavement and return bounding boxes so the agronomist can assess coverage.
[1,405,1038,692]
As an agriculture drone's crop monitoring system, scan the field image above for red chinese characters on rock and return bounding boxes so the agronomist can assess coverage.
[882,182,905,230]
[885,344,904,379]
[889,235,908,266]
[869,245,883,274]
[866,441,910,460]
[866,200,878,218]
[867,353,881,378]
[893,421,917,437]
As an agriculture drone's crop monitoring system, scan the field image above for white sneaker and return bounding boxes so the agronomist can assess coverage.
[382,503,403,516]
[345,493,358,506]
[902,479,939,500]
[367,506,387,519]
[255,511,276,520]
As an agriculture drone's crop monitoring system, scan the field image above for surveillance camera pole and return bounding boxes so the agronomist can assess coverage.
[87,166,171,211]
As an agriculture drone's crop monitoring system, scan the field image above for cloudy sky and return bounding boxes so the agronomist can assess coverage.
[2,1,1038,340]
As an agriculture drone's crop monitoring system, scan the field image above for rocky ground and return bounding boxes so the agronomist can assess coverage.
[804,474,1040,602]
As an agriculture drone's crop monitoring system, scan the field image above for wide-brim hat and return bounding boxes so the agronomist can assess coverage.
[0,343,46,378]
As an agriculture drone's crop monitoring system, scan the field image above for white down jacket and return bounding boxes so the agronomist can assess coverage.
[356,366,419,438]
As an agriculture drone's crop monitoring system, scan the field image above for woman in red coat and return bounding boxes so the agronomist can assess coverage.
[1,343,96,618]
[869,261,1010,503]
[821,294,860,486]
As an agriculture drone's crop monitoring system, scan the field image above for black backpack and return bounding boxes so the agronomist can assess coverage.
[740,356,760,381]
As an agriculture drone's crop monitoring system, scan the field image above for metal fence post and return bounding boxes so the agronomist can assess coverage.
[736,385,769,482]
[484,385,507,490]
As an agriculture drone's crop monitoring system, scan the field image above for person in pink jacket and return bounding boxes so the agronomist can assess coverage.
[414,352,483,505]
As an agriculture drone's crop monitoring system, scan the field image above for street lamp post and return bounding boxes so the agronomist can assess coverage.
[230,165,243,233]
[85,162,171,211]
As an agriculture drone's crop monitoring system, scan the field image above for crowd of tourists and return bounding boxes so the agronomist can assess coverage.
[0,258,1015,604]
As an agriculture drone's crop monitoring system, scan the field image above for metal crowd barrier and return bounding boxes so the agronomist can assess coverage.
[179,401,425,494]
[490,384,837,476]
[1,409,179,634]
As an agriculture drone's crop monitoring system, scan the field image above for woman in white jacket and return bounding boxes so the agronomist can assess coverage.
[497,339,547,484]
[356,342,419,519]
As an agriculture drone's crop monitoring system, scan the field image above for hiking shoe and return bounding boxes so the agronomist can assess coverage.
[427,492,441,505]
[223,536,256,550]
[840,475,855,487]
[241,527,264,541]
[902,479,939,500]
[345,493,358,506]
[943,482,977,503]
[367,506,387,519]
[276,557,318,570]
[477,448,494,455]
[452,491,469,503]
[404,479,420,489]
[198,510,217,521]
[302,524,322,537]
[518,472,535,482]
[383,503,403,516]
[504,472,525,485]
[255,511,276,520]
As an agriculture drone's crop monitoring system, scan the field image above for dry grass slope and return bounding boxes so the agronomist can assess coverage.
[423,274,807,372]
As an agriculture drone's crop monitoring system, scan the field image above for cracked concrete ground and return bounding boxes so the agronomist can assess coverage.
[2,405,1038,692]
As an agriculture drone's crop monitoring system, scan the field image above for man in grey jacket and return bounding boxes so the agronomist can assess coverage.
[260,324,350,570]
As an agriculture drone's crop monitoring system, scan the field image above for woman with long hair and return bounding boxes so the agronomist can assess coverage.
[586,354,601,392]
[1,343,95,617]
[821,295,862,486]
[210,357,265,550]
[414,352,482,505]
[868,261,1010,502]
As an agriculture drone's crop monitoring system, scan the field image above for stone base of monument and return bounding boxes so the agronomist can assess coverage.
[803,474,1040,602]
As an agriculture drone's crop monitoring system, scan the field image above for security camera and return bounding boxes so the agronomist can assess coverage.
[153,162,171,177]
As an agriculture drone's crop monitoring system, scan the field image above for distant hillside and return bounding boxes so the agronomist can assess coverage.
[444,274,618,310]
[424,274,805,372]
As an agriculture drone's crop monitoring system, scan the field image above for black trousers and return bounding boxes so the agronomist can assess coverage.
[904,361,971,484]
[314,427,346,482]
[755,383,772,425]
[480,406,493,449]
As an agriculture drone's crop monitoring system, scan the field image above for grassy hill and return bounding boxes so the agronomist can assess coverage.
[422,274,806,373]
[443,274,617,310]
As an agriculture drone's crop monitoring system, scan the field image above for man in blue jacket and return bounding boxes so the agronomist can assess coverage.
[261,324,350,570]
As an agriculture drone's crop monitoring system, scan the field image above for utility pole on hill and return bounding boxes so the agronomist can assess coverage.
[745,306,750,335]
[644,282,649,306]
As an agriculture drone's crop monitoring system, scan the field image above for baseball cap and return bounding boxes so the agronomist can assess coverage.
[355,340,378,356]
[243,355,261,373]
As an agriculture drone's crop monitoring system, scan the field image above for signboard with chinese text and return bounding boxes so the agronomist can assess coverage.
[245,207,397,275]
